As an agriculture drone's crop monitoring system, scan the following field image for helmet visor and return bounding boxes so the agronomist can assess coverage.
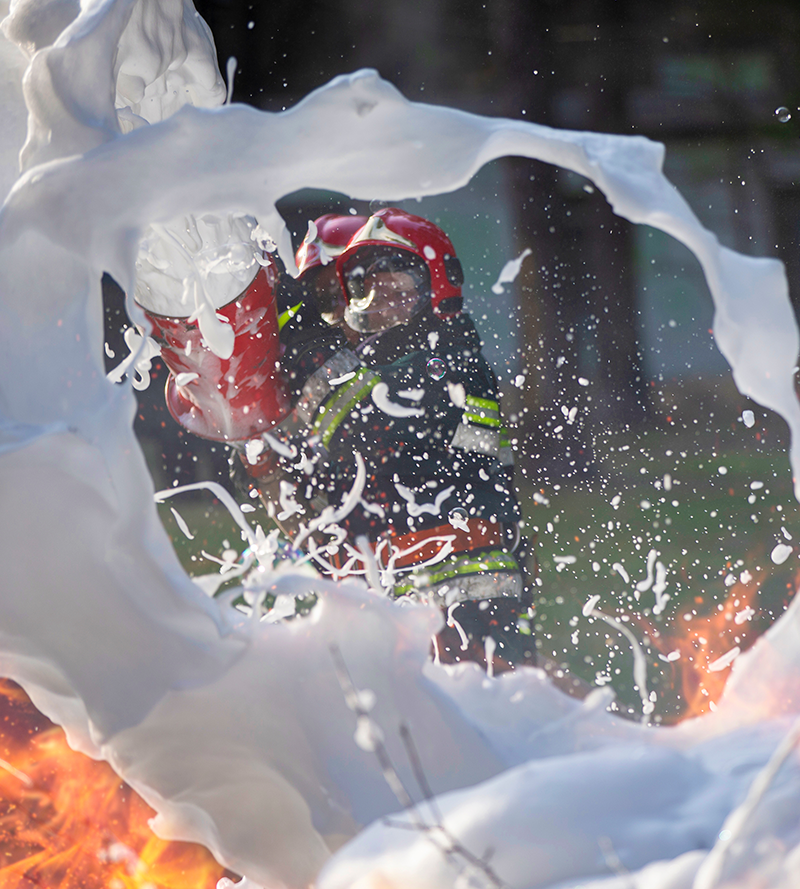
[342,248,430,334]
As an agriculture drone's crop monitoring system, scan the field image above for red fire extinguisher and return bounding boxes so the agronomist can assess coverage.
[140,259,290,442]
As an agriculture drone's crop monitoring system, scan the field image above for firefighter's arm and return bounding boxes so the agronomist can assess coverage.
[235,308,354,536]
[231,429,328,540]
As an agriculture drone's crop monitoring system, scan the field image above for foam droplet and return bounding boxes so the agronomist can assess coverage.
[771,543,793,565]
[448,507,469,530]
[582,595,601,617]
[427,357,446,380]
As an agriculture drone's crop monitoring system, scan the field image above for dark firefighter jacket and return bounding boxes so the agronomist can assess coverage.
[278,294,520,544]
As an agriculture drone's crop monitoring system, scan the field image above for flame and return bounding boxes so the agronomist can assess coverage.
[649,568,765,719]
[0,679,231,889]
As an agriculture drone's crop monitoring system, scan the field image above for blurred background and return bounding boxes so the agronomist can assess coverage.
[104,0,800,721]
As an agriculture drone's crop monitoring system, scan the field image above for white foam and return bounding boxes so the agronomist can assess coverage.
[3,1,800,888]
[491,247,531,294]
[771,543,793,565]
[371,381,425,417]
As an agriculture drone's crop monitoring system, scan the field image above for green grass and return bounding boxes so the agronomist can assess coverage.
[157,497,252,573]
[152,379,800,724]
[519,406,800,722]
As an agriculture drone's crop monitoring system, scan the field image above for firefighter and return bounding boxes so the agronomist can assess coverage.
[141,209,534,671]
[269,208,535,671]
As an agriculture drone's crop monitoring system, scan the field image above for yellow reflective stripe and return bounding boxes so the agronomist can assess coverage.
[278,301,303,331]
[393,549,519,595]
[313,368,380,447]
[465,395,499,412]
[464,411,501,428]
[464,394,500,428]
[321,376,380,448]
[428,552,519,583]
[311,367,371,433]
[392,579,418,597]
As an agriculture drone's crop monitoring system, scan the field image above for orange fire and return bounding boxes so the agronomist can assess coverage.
[650,568,766,719]
[0,678,232,889]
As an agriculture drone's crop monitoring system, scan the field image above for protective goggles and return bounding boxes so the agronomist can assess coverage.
[342,247,430,305]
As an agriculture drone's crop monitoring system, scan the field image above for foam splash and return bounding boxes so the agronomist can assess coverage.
[2,1,800,888]
[491,246,532,294]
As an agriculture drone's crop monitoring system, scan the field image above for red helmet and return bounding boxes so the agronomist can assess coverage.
[295,213,368,277]
[336,208,464,318]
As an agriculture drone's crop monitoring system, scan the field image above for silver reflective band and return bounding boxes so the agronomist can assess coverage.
[450,423,501,456]
[428,570,523,603]
[296,351,362,425]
